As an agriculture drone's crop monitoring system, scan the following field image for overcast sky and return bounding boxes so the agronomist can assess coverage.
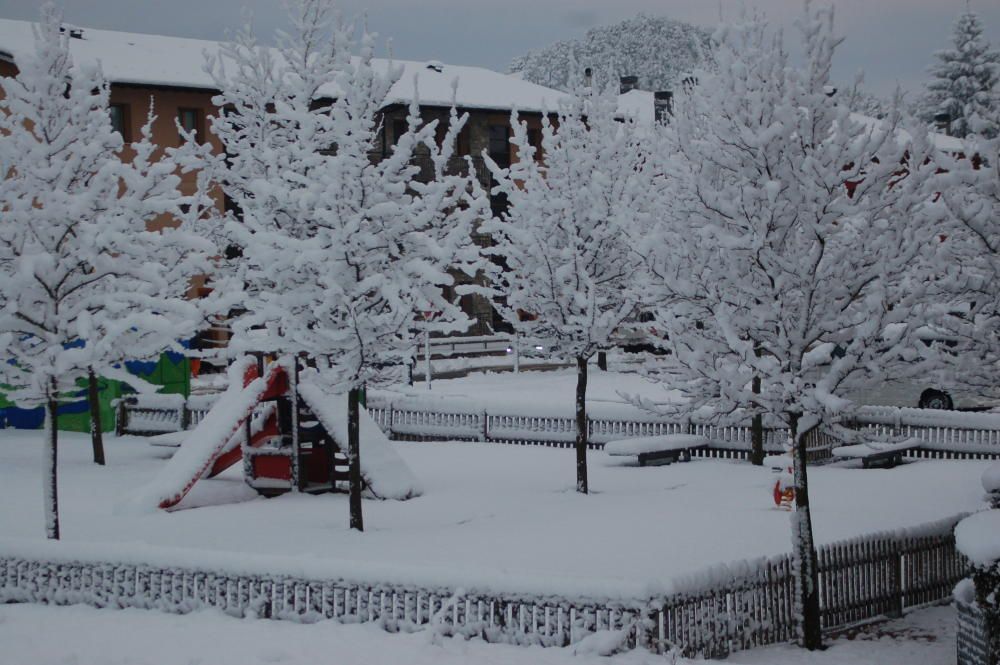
[1,0,998,98]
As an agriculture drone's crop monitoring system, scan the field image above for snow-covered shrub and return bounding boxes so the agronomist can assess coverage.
[957,510,1000,664]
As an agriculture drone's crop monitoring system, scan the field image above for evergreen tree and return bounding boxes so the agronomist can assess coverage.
[921,8,999,138]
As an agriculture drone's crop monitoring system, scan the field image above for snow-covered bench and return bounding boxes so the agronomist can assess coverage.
[832,439,920,469]
[604,434,711,467]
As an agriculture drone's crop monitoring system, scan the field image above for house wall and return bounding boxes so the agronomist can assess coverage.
[108,84,226,231]
[2,54,548,337]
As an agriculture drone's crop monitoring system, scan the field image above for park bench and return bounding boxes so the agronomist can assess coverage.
[604,434,711,467]
[831,439,921,469]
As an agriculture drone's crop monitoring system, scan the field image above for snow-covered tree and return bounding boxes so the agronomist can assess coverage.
[483,79,653,494]
[930,122,1000,398]
[641,5,940,648]
[206,0,487,530]
[0,5,213,538]
[920,9,999,138]
[508,14,712,94]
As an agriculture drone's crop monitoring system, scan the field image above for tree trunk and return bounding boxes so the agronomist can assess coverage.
[44,380,60,540]
[575,356,589,494]
[750,412,764,466]
[789,413,822,650]
[348,388,364,532]
[597,351,608,371]
[750,346,764,466]
[87,368,105,466]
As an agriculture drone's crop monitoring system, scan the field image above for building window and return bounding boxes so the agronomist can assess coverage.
[527,128,542,160]
[178,108,204,143]
[109,103,130,142]
[488,125,510,168]
[392,118,408,147]
[457,125,471,156]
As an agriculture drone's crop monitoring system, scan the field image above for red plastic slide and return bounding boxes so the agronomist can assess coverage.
[153,362,289,510]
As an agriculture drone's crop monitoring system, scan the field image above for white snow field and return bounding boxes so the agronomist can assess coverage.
[0,602,958,665]
[0,430,988,588]
[385,367,682,417]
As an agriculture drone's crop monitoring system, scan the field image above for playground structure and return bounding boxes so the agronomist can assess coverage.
[765,453,795,510]
[137,355,420,512]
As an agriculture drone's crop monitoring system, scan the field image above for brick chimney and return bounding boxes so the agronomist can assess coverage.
[654,91,674,123]
[619,75,639,94]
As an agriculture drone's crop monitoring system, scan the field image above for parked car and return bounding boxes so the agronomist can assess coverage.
[613,311,671,355]
[846,379,994,411]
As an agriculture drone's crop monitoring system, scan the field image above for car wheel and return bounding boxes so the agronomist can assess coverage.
[919,389,954,410]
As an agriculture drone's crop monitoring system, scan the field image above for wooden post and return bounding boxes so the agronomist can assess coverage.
[597,351,608,371]
[87,368,105,465]
[889,541,904,618]
[424,331,432,391]
[348,388,364,532]
[512,333,520,373]
[114,398,126,437]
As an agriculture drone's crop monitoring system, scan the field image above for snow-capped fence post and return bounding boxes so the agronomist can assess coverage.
[888,542,904,618]
[114,398,128,437]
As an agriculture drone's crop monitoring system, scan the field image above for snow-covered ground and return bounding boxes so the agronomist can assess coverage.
[0,602,957,665]
[389,366,1000,419]
[0,431,988,590]
[385,367,679,416]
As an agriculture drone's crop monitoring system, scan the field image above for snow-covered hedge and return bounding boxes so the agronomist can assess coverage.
[955,510,1000,665]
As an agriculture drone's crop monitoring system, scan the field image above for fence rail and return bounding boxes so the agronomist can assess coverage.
[122,397,836,460]
[122,396,1000,462]
[0,515,969,659]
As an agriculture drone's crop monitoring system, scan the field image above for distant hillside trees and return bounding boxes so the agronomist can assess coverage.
[508,14,712,93]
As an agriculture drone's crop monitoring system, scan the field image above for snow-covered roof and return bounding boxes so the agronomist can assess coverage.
[0,18,570,114]
[849,112,966,154]
[616,89,655,125]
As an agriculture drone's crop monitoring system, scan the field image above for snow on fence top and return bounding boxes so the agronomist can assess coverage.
[0,537,658,604]
[0,511,965,605]
[122,393,185,410]
[856,405,1000,430]
[0,19,570,114]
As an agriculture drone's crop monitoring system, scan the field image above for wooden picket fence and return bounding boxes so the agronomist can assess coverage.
[0,515,968,659]
[119,393,1000,462]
